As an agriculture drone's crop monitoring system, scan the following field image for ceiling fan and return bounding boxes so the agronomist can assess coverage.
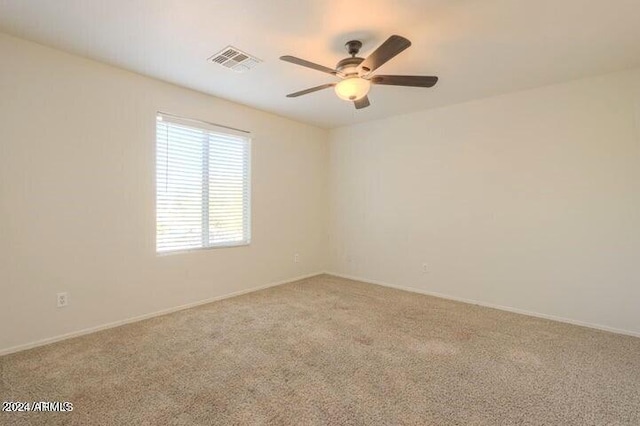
[280,35,438,110]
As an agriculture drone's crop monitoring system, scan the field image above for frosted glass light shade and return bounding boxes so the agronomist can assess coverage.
[334,77,371,101]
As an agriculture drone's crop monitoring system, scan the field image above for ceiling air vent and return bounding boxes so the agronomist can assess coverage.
[208,46,261,73]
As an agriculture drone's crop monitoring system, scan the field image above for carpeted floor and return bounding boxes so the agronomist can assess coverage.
[1,274,639,425]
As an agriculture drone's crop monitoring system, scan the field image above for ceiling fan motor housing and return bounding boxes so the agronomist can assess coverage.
[336,57,365,77]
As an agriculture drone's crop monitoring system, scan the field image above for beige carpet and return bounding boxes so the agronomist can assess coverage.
[1,274,639,425]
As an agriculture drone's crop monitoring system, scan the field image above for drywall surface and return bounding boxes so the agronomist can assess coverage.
[329,68,640,334]
[0,34,328,352]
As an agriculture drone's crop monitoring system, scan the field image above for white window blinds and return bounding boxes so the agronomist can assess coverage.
[156,113,251,253]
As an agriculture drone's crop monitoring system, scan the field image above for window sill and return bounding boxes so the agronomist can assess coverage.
[156,240,251,256]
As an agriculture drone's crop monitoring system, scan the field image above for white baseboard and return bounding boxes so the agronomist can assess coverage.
[0,272,324,357]
[325,271,640,339]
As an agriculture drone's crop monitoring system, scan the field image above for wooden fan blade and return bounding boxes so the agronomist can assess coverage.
[286,83,336,98]
[371,75,438,88]
[358,35,411,74]
[280,56,337,75]
[354,96,370,109]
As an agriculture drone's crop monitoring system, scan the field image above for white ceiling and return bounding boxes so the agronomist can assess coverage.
[1,0,640,128]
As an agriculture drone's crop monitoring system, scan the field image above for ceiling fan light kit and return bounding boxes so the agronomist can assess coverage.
[280,35,438,110]
[335,77,371,101]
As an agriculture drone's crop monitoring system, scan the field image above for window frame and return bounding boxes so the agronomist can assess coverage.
[154,112,252,255]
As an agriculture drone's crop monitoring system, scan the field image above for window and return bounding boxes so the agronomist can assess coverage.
[156,113,251,253]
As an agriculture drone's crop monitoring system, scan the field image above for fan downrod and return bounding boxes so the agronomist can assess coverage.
[345,40,362,57]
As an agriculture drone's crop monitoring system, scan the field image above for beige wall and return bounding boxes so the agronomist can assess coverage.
[329,68,640,335]
[0,34,328,353]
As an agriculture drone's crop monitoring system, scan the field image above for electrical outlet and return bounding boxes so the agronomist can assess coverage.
[294,253,300,263]
[57,292,68,308]
[422,263,428,274]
